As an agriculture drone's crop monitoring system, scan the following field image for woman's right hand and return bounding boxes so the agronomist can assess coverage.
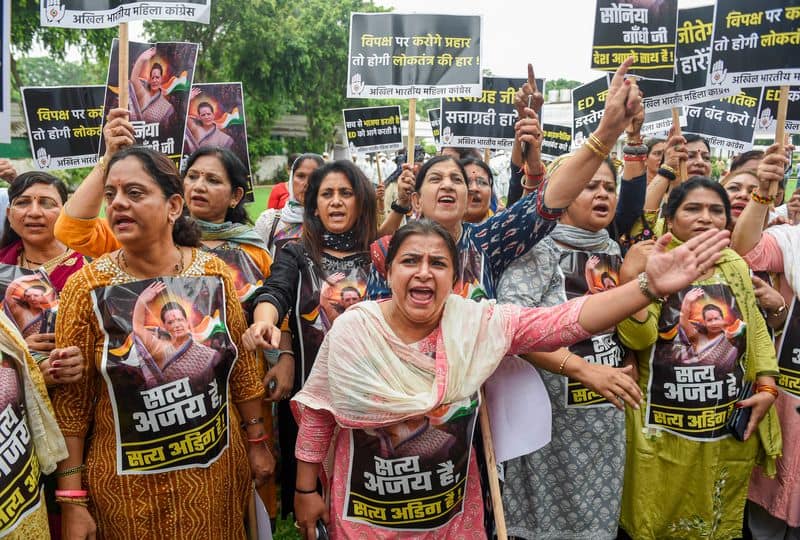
[242,321,281,351]
[756,142,790,194]
[61,504,97,540]
[596,57,643,142]
[662,127,688,173]
[619,239,654,284]
[264,355,295,401]
[396,164,415,207]
[102,108,136,158]
[294,492,329,540]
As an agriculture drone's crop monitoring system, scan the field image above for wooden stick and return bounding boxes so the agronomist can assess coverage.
[406,98,416,166]
[247,482,258,540]
[671,108,687,182]
[118,23,130,110]
[375,153,385,216]
[479,389,507,540]
[770,85,790,198]
[484,147,491,163]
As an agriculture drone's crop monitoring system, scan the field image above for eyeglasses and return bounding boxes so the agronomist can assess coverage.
[467,177,491,189]
[10,196,60,211]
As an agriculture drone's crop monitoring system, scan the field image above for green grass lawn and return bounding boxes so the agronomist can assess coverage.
[246,185,274,223]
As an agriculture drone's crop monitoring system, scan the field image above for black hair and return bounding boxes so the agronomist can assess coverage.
[302,160,377,269]
[683,133,710,153]
[0,171,69,248]
[292,153,325,175]
[698,304,724,335]
[664,176,732,231]
[442,147,482,160]
[340,286,361,298]
[459,157,494,188]
[106,146,201,247]
[197,101,214,113]
[385,219,461,285]
[184,146,251,224]
[730,150,764,173]
[646,138,665,155]
[150,62,164,76]
[160,301,187,321]
[414,154,468,192]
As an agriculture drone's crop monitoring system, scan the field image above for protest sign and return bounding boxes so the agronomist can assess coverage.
[572,76,609,149]
[343,105,403,155]
[0,0,9,144]
[440,76,539,150]
[182,82,253,199]
[640,107,687,137]
[428,107,441,147]
[591,0,679,82]
[684,87,762,152]
[40,0,211,28]
[639,6,738,112]
[347,13,482,99]
[22,85,105,170]
[759,86,800,134]
[101,39,198,164]
[541,123,572,161]
[708,0,800,90]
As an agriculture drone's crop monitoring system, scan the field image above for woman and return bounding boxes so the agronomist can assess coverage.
[51,146,274,539]
[244,159,377,519]
[645,137,666,184]
[0,310,67,539]
[0,171,85,384]
[288,218,731,540]
[731,144,799,540]
[496,153,639,540]
[129,47,175,128]
[721,167,760,226]
[369,58,644,303]
[461,157,495,224]
[255,153,324,256]
[616,177,781,539]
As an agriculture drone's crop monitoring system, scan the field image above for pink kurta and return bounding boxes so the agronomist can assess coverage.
[744,234,800,527]
[295,299,589,539]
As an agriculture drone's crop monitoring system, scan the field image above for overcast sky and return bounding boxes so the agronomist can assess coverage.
[375,0,714,84]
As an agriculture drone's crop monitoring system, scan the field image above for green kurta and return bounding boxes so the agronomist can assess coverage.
[617,245,781,540]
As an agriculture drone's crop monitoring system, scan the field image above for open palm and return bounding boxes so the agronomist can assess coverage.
[645,230,730,297]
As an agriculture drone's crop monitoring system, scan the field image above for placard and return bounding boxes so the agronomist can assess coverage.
[541,123,572,161]
[758,86,800,134]
[572,76,609,149]
[41,0,211,28]
[343,105,404,155]
[684,87,761,152]
[428,107,441,147]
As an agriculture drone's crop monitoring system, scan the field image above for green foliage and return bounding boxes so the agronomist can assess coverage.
[12,56,108,101]
[144,0,388,163]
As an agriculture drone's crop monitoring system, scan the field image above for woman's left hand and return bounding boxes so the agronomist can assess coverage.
[751,275,784,313]
[739,384,777,441]
[247,442,276,487]
[645,229,731,297]
[41,346,84,385]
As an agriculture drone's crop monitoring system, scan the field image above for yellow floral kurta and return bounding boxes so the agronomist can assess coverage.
[51,249,264,539]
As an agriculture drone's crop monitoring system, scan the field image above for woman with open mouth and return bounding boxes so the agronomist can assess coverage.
[243,159,377,519]
[497,152,641,540]
[461,157,495,225]
[616,176,780,540]
[287,217,731,540]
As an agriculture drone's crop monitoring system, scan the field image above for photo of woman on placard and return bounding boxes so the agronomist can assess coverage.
[131,280,222,389]
[3,272,57,338]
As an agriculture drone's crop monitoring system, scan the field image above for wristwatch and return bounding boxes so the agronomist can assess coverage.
[391,200,411,215]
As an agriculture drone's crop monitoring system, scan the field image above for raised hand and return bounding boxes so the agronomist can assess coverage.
[645,229,731,297]
[597,57,643,142]
[103,108,136,157]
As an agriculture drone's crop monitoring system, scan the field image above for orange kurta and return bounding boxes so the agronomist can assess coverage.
[51,249,264,539]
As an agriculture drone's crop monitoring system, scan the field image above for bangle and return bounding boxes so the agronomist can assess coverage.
[96,155,107,174]
[755,384,779,398]
[637,272,661,302]
[55,489,89,498]
[589,133,612,155]
[295,486,317,494]
[657,166,676,181]
[53,464,85,478]
[625,136,643,145]
[768,303,788,318]
[623,154,647,162]
[751,191,774,205]
[240,417,264,429]
[584,139,607,159]
[55,497,89,507]
[622,144,648,155]
[278,349,295,357]
[390,200,411,215]
[558,351,573,375]
[247,433,270,444]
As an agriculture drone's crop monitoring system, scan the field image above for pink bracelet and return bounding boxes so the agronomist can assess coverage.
[55,489,89,498]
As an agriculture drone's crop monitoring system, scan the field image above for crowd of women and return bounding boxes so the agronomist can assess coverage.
[0,57,797,540]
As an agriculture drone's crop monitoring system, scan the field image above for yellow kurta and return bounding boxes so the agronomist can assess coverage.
[51,249,264,539]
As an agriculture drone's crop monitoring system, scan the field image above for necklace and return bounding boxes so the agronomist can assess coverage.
[19,249,71,271]
[117,245,185,277]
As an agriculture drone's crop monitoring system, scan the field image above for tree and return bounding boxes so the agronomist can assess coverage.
[144,0,387,159]
[10,0,116,97]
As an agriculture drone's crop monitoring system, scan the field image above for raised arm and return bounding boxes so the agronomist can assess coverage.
[64,108,134,220]
[644,128,686,212]
[130,47,156,106]
[543,58,642,209]
[377,164,414,237]
[731,143,789,255]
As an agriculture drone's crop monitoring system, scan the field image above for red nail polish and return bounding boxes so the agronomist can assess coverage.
[734,402,743,409]
[52,361,61,368]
